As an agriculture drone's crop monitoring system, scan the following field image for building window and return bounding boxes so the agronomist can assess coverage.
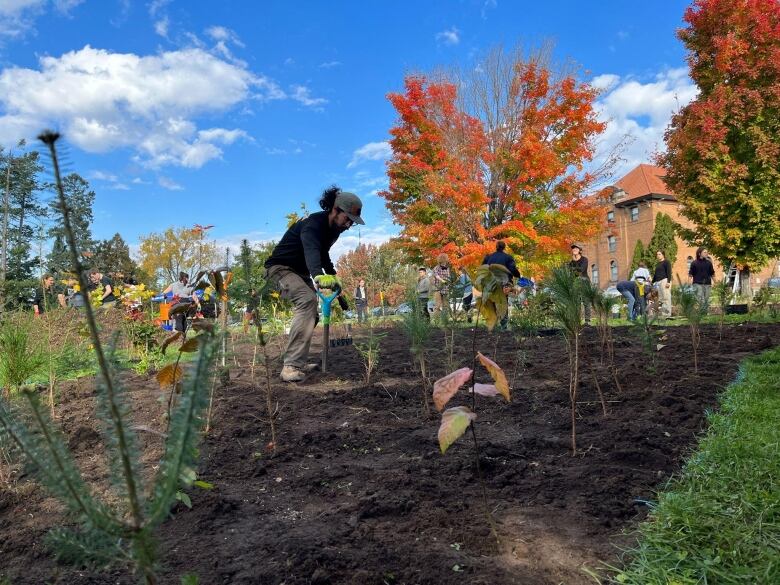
[607,210,614,223]
[610,260,618,282]
[630,206,639,222]
[608,235,617,253]
[591,264,599,286]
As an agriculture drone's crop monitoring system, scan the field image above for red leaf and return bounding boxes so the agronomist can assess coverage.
[432,367,473,412]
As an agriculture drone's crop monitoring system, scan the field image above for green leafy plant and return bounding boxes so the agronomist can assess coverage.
[675,282,704,373]
[545,266,586,455]
[0,322,44,398]
[355,326,385,384]
[0,132,220,584]
[400,292,433,416]
[712,281,734,343]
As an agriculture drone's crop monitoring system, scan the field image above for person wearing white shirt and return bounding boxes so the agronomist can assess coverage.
[631,262,651,282]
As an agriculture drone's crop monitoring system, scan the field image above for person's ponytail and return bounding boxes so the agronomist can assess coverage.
[319,185,341,211]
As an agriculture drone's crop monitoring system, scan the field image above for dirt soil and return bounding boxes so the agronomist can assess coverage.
[1,321,779,585]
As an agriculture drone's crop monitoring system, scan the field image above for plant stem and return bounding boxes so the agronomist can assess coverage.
[41,133,144,531]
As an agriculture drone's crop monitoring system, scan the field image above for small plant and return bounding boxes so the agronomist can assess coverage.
[432,352,510,541]
[0,131,221,584]
[545,266,586,455]
[355,326,385,384]
[676,283,704,373]
[0,323,44,398]
[400,294,433,416]
[712,281,734,343]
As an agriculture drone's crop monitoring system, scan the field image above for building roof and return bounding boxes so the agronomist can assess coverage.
[614,164,676,202]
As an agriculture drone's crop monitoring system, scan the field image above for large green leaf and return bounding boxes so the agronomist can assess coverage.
[438,406,477,454]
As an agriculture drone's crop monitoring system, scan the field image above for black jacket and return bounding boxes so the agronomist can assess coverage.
[482,251,521,280]
[689,258,715,285]
[265,211,340,278]
[653,259,672,283]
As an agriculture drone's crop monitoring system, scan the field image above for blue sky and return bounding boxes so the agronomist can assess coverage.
[0,0,697,259]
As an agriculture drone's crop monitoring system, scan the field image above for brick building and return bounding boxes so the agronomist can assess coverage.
[583,164,779,289]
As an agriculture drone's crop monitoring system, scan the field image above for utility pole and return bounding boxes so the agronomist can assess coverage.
[221,246,230,368]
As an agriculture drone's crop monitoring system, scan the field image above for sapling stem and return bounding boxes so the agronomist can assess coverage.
[40,132,145,533]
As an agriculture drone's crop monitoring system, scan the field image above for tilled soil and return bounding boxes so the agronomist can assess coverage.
[1,321,778,585]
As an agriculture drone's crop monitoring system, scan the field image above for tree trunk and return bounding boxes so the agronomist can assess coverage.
[0,153,11,314]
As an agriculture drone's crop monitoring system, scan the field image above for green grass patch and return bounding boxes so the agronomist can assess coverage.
[614,346,780,584]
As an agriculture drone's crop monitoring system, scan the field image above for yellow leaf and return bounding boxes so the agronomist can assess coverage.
[477,352,510,401]
[156,363,183,387]
[179,337,200,353]
[438,406,476,454]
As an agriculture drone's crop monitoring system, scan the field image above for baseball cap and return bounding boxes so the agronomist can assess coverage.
[334,192,365,225]
[570,243,583,251]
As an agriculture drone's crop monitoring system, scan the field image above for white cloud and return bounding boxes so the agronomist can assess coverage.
[328,220,398,262]
[154,16,169,38]
[290,85,327,108]
[158,176,183,191]
[436,27,460,46]
[0,0,83,37]
[319,60,342,69]
[0,45,282,167]
[205,25,244,47]
[592,67,698,178]
[347,141,391,168]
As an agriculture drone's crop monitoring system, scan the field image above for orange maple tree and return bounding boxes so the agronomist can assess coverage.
[382,52,611,279]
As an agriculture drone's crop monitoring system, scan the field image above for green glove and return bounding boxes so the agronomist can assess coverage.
[314,274,341,289]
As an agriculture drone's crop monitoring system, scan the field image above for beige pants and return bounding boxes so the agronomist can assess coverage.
[266,265,318,369]
[655,278,672,317]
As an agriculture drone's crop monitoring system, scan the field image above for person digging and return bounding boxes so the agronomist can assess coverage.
[264,186,363,382]
[161,271,201,354]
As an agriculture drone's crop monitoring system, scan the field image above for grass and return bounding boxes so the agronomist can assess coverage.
[613,346,780,584]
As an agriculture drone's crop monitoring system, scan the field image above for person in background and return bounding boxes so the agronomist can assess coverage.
[264,186,362,382]
[631,261,651,283]
[416,267,431,321]
[483,240,522,329]
[65,276,85,309]
[431,254,451,320]
[244,287,259,332]
[616,279,648,321]
[652,250,672,317]
[688,247,716,312]
[161,271,201,351]
[354,278,368,323]
[457,267,473,323]
[568,243,591,324]
[33,274,66,315]
[88,269,116,308]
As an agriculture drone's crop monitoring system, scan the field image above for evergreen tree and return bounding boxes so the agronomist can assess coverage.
[644,213,678,268]
[92,233,137,280]
[47,173,96,270]
[3,149,46,281]
[47,233,69,275]
[630,239,646,275]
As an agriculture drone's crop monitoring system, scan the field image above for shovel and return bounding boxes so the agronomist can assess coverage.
[316,283,347,373]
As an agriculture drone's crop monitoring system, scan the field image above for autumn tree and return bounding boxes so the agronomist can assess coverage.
[661,0,780,282]
[382,46,617,278]
[138,226,220,288]
[336,242,411,306]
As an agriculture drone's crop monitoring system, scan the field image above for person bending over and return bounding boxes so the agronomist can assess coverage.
[265,186,364,382]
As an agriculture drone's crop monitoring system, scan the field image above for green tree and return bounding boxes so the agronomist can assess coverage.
[229,239,275,305]
[661,0,780,275]
[630,239,646,275]
[47,173,96,272]
[92,233,137,280]
[644,213,678,268]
